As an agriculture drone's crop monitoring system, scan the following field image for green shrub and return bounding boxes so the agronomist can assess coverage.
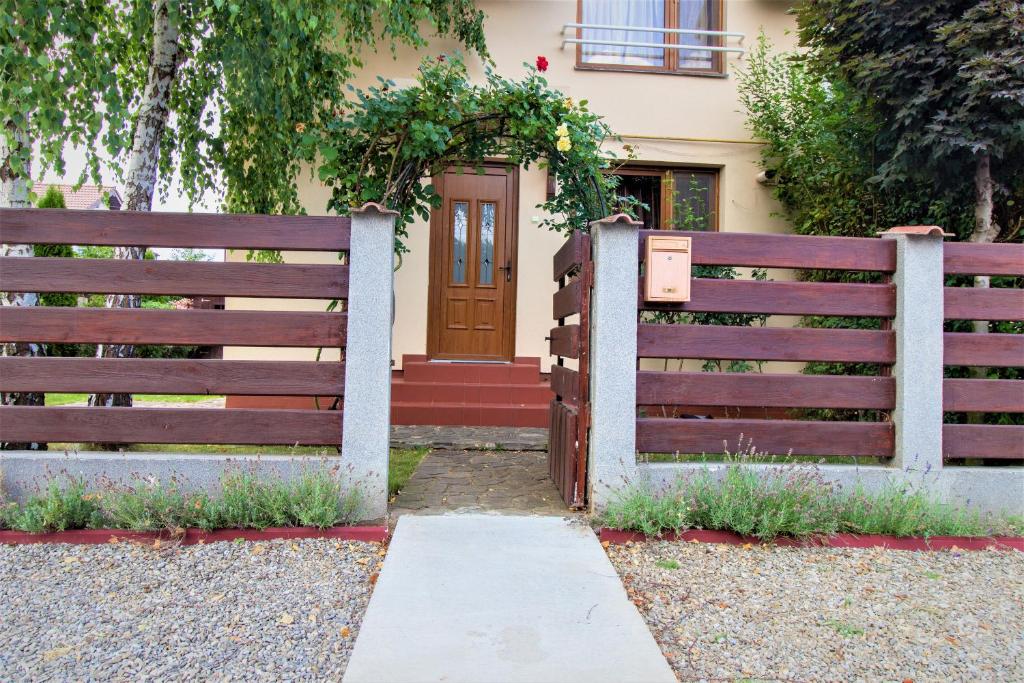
[5,479,101,533]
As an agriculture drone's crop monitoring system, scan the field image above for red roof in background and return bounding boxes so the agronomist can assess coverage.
[34,183,122,210]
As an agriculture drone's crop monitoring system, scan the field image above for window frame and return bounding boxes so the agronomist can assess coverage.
[574,0,726,77]
[612,165,720,231]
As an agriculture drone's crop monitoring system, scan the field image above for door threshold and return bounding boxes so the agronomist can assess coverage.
[428,359,512,365]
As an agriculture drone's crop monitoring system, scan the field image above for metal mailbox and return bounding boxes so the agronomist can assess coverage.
[644,235,692,303]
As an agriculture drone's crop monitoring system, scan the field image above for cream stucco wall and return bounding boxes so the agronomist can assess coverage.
[226,1,798,371]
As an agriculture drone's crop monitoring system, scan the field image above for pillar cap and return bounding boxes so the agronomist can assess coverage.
[351,201,400,217]
[879,225,953,237]
[592,213,643,226]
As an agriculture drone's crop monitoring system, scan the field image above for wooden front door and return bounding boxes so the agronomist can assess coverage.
[428,165,518,361]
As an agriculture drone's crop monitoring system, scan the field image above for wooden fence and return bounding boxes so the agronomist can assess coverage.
[635,230,1024,461]
[0,208,350,446]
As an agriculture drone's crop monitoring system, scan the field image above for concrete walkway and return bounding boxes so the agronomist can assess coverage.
[343,514,675,683]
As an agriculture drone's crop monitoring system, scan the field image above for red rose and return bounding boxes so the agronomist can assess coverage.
[536,55,549,72]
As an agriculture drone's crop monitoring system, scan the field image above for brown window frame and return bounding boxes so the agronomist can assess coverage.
[611,165,720,231]
[574,0,726,77]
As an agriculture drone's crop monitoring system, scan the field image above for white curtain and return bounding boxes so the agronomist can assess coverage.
[581,0,666,67]
[678,0,712,69]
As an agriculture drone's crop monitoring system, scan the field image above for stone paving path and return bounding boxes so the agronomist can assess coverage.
[390,450,568,519]
[389,426,547,451]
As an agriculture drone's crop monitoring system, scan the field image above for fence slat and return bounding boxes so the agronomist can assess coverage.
[0,208,350,250]
[943,379,1024,413]
[637,324,895,363]
[636,417,894,456]
[0,406,343,445]
[0,257,348,299]
[639,230,896,272]
[944,242,1024,276]
[0,357,343,396]
[549,324,581,358]
[640,279,895,317]
[637,371,894,409]
[943,424,1024,459]
[944,333,1024,367]
[553,278,584,319]
[944,287,1024,321]
[0,308,345,347]
[553,232,587,281]
[550,365,581,405]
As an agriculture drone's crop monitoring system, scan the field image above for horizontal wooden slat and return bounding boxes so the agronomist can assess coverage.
[553,232,588,281]
[637,371,894,409]
[943,424,1024,459]
[0,308,345,347]
[636,417,894,456]
[944,287,1024,321]
[944,333,1024,367]
[0,257,348,299]
[640,279,895,317]
[550,364,581,405]
[639,230,896,272]
[0,357,344,396]
[549,325,581,359]
[0,406,342,445]
[944,242,1024,276]
[637,324,895,363]
[0,208,350,250]
[553,278,584,319]
[943,379,1024,413]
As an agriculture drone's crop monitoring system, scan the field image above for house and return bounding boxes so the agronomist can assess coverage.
[33,183,123,210]
[224,0,798,426]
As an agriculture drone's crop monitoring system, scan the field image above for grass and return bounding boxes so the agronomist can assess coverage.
[389,447,429,497]
[655,558,681,570]
[604,446,1022,541]
[45,393,223,406]
[825,618,865,637]
[0,470,362,533]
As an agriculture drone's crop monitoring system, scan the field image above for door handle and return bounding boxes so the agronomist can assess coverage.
[497,260,512,282]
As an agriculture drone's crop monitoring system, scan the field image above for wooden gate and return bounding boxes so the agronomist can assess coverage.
[547,231,591,509]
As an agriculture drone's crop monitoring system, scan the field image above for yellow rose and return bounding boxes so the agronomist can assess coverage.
[556,136,572,152]
[564,97,574,109]
[555,123,569,137]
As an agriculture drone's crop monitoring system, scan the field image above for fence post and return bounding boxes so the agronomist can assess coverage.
[881,226,947,474]
[342,203,396,521]
[588,214,643,510]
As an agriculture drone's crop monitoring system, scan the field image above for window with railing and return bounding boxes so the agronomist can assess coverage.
[566,0,743,75]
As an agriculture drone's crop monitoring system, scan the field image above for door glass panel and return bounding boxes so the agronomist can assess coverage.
[452,201,468,283]
[479,202,495,285]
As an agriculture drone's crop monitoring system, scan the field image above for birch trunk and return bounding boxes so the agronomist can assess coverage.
[1,119,46,449]
[966,153,1000,424]
[89,0,181,409]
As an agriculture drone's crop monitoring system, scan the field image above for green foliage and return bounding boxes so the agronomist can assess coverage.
[389,447,428,497]
[3,479,100,533]
[35,186,66,208]
[316,54,618,250]
[604,446,1021,541]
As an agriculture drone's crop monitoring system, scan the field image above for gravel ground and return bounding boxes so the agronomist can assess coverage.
[608,542,1024,683]
[0,538,382,682]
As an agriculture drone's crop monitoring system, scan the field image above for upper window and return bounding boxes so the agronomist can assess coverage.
[611,166,719,231]
[576,0,724,75]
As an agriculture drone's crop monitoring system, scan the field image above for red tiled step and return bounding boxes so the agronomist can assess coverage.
[401,361,542,385]
[391,379,553,405]
[391,401,549,428]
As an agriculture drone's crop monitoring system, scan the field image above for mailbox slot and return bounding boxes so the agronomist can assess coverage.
[644,235,692,303]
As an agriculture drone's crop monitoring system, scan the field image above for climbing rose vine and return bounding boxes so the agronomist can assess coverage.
[314,54,620,251]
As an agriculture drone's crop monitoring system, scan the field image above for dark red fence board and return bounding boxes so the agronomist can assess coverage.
[944,379,1024,413]
[0,257,348,299]
[943,424,1024,460]
[0,308,345,347]
[640,279,895,317]
[549,324,581,359]
[550,364,581,405]
[0,406,343,445]
[637,371,894,410]
[553,231,588,281]
[0,357,343,396]
[637,324,895,363]
[944,333,1024,367]
[636,417,894,456]
[553,278,584,319]
[944,287,1024,321]
[0,208,350,251]
[639,230,896,272]
[944,242,1024,276]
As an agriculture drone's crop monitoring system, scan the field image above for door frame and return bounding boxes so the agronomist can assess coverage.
[426,162,520,362]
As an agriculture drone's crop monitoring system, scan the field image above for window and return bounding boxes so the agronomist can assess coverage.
[576,0,724,75]
[611,166,719,231]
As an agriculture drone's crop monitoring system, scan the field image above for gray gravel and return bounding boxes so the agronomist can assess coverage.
[608,542,1024,683]
[0,538,383,681]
